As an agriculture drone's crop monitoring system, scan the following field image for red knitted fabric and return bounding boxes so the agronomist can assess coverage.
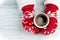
[22,4,58,35]
[22,5,40,34]
[40,4,58,35]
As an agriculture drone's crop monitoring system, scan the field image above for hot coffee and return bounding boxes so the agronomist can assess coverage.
[34,13,49,28]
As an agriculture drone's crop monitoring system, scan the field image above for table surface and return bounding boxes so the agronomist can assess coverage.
[0,0,60,40]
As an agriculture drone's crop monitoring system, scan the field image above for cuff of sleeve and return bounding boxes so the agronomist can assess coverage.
[44,0,60,9]
[16,0,35,10]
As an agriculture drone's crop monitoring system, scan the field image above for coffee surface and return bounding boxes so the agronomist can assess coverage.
[35,14,47,26]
